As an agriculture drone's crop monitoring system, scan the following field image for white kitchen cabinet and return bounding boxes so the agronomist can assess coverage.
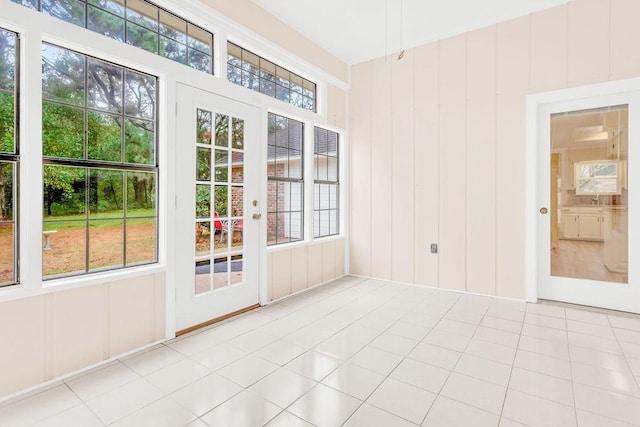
[603,209,628,273]
[560,207,604,241]
[561,210,579,239]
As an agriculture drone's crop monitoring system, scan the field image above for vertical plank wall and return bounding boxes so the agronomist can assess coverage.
[349,0,640,299]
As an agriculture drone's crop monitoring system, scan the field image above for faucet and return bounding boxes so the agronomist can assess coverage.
[591,194,600,205]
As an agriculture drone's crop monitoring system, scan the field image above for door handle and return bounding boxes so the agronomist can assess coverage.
[252,213,262,220]
[539,207,548,214]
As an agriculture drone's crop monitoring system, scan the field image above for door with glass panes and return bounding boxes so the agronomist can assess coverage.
[175,84,261,331]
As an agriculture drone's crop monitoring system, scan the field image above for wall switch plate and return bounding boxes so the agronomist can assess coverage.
[430,243,438,254]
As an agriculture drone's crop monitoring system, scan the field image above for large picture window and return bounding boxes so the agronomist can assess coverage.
[42,43,157,279]
[0,28,18,287]
[12,0,213,73]
[314,127,339,237]
[267,113,303,245]
[228,42,316,112]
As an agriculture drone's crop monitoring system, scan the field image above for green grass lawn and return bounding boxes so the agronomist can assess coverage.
[43,209,155,230]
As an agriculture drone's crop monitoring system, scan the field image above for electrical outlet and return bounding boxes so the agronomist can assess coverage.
[430,243,438,254]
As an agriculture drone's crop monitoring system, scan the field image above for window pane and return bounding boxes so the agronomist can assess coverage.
[196,184,210,218]
[126,0,158,31]
[0,29,16,93]
[215,164,228,183]
[260,59,275,80]
[159,10,186,43]
[43,220,86,277]
[126,217,156,265]
[87,5,125,41]
[124,118,154,164]
[160,36,187,64]
[197,109,212,145]
[187,23,211,54]
[232,118,244,150]
[303,79,315,98]
[231,152,243,184]
[43,166,86,218]
[42,44,85,106]
[196,147,211,181]
[227,65,242,85]
[88,0,125,17]
[215,185,228,217]
[0,223,14,285]
[0,92,15,154]
[0,162,13,221]
[88,57,123,113]
[42,0,86,27]
[241,51,259,75]
[227,43,242,61]
[290,73,303,93]
[42,102,85,159]
[215,114,229,147]
[241,70,259,91]
[126,171,155,216]
[275,66,289,87]
[11,0,37,8]
[231,186,243,217]
[126,22,158,54]
[195,221,211,256]
[260,79,275,98]
[327,156,338,181]
[195,259,211,294]
[89,169,124,217]
[124,69,155,120]
[276,85,289,103]
[89,218,124,270]
[188,49,211,74]
[88,111,122,162]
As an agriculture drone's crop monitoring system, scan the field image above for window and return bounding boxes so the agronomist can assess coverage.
[42,43,157,279]
[574,160,623,195]
[267,113,303,245]
[314,127,339,237]
[228,42,316,112]
[194,109,246,292]
[0,28,18,287]
[12,0,213,73]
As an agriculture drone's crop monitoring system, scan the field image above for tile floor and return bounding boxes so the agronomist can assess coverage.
[1,276,640,426]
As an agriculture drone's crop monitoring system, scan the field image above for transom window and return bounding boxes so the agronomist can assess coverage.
[267,113,303,245]
[0,28,18,287]
[42,43,158,279]
[12,0,213,73]
[228,42,316,112]
[314,127,339,237]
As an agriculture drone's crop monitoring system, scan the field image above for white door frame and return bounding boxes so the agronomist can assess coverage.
[526,78,640,313]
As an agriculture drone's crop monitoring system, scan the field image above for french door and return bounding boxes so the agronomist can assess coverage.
[175,84,262,331]
[536,88,640,313]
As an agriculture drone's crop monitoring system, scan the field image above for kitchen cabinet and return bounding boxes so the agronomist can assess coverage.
[603,209,628,273]
[560,206,604,241]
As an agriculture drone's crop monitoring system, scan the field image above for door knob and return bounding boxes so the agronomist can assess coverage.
[252,213,262,220]
[539,207,548,214]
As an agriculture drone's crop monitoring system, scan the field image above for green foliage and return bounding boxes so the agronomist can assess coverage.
[0,92,14,153]
[42,102,85,158]
[195,185,210,218]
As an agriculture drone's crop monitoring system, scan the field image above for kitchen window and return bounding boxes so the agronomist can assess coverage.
[574,160,623,195]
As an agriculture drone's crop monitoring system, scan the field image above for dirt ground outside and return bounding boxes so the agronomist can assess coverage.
[0,231,13,284]
[42,219,156,277]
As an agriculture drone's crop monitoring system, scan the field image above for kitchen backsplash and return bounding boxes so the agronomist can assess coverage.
[563,189,628,206]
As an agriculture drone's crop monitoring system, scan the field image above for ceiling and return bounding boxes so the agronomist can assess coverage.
[252,0,571,64]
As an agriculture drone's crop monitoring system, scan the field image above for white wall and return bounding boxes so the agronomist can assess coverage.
[349,0,640,299]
